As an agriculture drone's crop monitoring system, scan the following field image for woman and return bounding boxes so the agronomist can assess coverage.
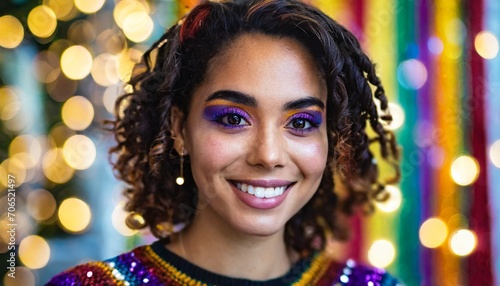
[48,0,400,285]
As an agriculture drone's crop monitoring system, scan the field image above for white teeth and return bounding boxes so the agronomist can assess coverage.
[234,183,287,199]
[255,187,265,198]
[248,185,255,195]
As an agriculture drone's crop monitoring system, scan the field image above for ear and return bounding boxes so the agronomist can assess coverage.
[170,106,188,155]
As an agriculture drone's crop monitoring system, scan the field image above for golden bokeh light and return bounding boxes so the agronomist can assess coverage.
[46,73,77,102]
[113,0,150,29]
[58,198,92,233]
[43,0,79,21]
[117,48,143,82]
[74,0,105,14]
[449,229,477,256]
[27,189,57,221]
[3,267,35,286]
[61,45,93,80]
[0,86,20,121]
[419,217,448,248]
[367,240,396,268]
[475,31,499,59]
[42,148,75,184]
[48,123,76,147]
[0,15,24,49]
[61,96,94,130]
[450,155,479,186]
[375,185,402,213]
[122,11,154,43]
[112,203,138,236]
[0,158,26,188]
[489,139,500,168]
[103,85,122,114]
[97,29,128,55]
[68,20,96,45]
[19,235,50,269]
[32,51,61,84]
[9,135,42,169]
[91,53,120,86]
[62,135,97,170]
[27,5,58,39]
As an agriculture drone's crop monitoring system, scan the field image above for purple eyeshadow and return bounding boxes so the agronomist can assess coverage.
[202,105,251,123]
[289,110,323,126]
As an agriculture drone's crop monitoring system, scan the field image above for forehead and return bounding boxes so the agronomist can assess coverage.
[198,33,326,103]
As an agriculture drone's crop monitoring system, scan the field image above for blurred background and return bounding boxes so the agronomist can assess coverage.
[0,0,499,285]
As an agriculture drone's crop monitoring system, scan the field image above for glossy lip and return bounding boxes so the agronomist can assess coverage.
[229,179,295,210]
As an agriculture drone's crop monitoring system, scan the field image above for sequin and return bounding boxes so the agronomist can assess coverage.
[46,240,400,286]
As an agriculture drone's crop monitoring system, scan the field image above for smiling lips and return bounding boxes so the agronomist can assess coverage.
[235,182,287,199]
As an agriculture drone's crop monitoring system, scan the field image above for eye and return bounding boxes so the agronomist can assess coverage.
[218,114,249,126]
[289,118,311,129]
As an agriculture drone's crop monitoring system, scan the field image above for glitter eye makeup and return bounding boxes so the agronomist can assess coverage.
[202,105,252,129]
[285,110,323,135]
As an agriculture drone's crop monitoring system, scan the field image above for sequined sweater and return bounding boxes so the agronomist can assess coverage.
[46,240,400,285]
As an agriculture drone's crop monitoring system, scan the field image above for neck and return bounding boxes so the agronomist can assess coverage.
[167,208,292,280]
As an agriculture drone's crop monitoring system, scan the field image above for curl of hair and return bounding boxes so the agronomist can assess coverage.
[108,0,400,258]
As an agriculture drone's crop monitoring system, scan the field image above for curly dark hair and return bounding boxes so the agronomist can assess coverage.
[108,0,400,258]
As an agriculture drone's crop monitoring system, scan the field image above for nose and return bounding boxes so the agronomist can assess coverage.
[246,126,287,169]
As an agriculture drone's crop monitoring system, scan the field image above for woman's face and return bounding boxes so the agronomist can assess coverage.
[176,33,328,237]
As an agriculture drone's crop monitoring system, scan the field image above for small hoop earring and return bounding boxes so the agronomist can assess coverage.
[176,148,185,185]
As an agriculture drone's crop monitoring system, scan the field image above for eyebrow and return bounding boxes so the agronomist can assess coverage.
[205,90,257,107]
[205,90,325,110]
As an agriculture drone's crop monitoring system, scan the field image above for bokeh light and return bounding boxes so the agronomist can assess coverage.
[450,155,479,186]
[0,86,20,122]
[367,240,396,268]
[113,0,150,29]
[27,5,57,39]
[490,140,500,168]
[112,203,138,236]
[375,185,402,213]
[67,20,96,45]
[91,53,120,86]
[0,158,26,188]
[8,135,42,169]
[61,96,94,130]
[19,235,51,269]
[117,48,143,82]
[397,59,428,90]
[386,102,405,131]
[43,0,79,21]
[74,0,105,14]
[62,135,97,170]
[46,73,77,102]
[449,229,477,256]
[42,148,75,184]
[427,36,444,55]
[61,45,93,80]
[58,198,92,233]
[3,267,35,286]
[103,85,122,113]
[32,51,61,84]
[27,189,57,221]
[0,15,24,49]
[474,31,499,59]
[48,123,76,147]
[122,11,154,43]
[419,217,448,248]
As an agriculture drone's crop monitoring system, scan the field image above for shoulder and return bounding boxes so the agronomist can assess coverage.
[45,244,157,286]
[317,257,402,286]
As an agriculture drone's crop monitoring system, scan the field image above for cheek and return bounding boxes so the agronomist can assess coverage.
[289,138,328,177]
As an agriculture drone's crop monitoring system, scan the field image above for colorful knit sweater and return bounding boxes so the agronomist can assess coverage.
[47,240,400,285]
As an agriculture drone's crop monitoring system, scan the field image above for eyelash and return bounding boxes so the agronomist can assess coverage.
[212,107,251,129]
[285,113,321,135]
